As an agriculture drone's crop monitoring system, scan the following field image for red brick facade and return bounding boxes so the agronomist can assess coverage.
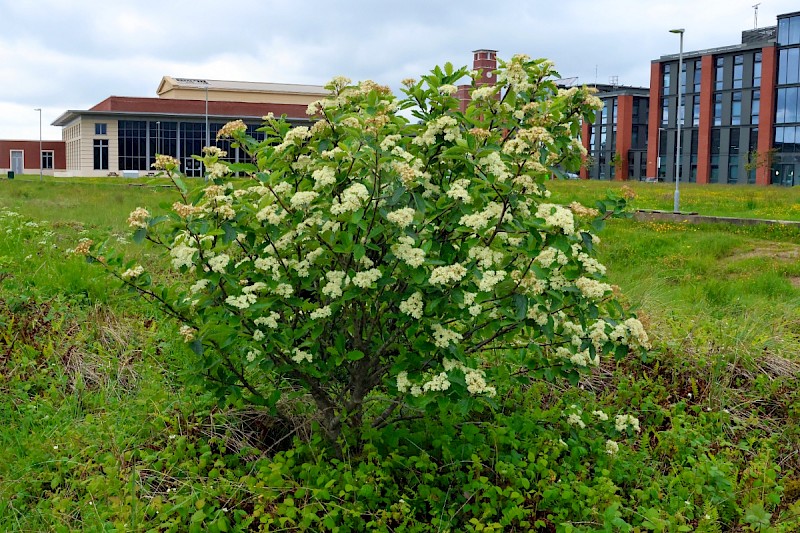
[0,140,66,172]
[646,62,663,179]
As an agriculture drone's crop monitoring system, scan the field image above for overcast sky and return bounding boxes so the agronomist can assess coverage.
[1,0,797,140]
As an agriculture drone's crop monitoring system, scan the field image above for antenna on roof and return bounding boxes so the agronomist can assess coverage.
[609,75,619,87]
[753,3,760,29]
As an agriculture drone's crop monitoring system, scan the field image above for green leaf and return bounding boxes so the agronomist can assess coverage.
[173,176,188,194]
[221,223,237,244]
[189,339,204,356]
[513,294,528,321]
[346,350,365,361]
[133,227,147,244]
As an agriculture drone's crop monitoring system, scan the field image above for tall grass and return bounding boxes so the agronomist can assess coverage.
[1,177,799,529]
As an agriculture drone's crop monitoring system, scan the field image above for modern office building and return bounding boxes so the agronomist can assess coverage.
[773,11,800,185]
[579,83,650,181]
[647,11,800,186]
[51,77,327,177]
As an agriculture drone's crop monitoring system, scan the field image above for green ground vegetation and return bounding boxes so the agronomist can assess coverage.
[1,176,799,531]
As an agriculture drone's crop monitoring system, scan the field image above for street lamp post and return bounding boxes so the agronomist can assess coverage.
[34,108,42,181]
[670,28,685,213]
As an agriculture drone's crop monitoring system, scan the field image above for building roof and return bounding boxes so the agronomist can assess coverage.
[156,76,328,98]
[52,96,309,127]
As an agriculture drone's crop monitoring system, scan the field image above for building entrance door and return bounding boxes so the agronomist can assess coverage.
[184,157,203,178]
[10,150,23,175]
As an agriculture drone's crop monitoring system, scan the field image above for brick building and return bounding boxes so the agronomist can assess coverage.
[51,77,327,177]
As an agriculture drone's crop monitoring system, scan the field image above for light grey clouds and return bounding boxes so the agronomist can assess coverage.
[0,0,796,138]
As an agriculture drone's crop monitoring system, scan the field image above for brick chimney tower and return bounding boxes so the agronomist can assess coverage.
[457,49,498,111]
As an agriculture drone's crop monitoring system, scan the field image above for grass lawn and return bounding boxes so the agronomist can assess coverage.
[1,176,799,530]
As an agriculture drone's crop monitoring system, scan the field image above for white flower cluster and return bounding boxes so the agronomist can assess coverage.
[352,268,382,288]
[536,203,576,235]
[310,305,333,320]
[429,263,467,286]
[575,277,612,300]
[322,270,349,298]
[614,414,641,433]
[255,312,280,329]
[272,283,294,298]
[380,134,401,151]
[312,166,336,189]
[127,207,150,229]
[497,55,534,94]
[399,292,424,319]
[121,265,144,280]
[386,207,416,228]
[207,254,230,273]
[567,413,586,428]
[256,204,287,225]
[179,325,195,342]
[275,126,310,152]
[413,115,461,146]
[226,292,257,309]
[609,318,650,349]
[446,178,473,203]
[190,279,210,294]
[576,251,606,275]
[290,191,319,210]
[471,86,497,101]
[478,152,510,182]
[431,323,462,349]
[477,270,506,292]
[605,440,620,455]
[170,244,196,270]
[468,246,504,269]
[463,367,496,396]
[291,348,313,364]
[459,202,511,232]
[392,236,426,268]
[396,360,495,397]
[330,183,370,215]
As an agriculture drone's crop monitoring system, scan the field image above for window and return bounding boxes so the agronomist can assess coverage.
[779,17,789,45]
[779,48,800,85]
[711,129,721,154]
[93,139,109,170]
[731,91,742,126]
[715,57,724,90]
[733,55,744,89]
[693,60,702,92]
[713,93,722,126]
[753,52,762,88]
[748,128,759,184]
[680,62,687,94]
[662,97,669,125]
[692,95,700,127]
[776,87,799,124]
[729,128,741,183]
[729,128,740,156]
[95,123,107,135]
[782,15,800,46]
[41,150,53,169]
[118,120,148,170]
[663,64,671,93]
[751,90,760,125]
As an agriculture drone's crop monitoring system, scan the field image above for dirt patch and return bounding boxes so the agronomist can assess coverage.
[726,242,800,262]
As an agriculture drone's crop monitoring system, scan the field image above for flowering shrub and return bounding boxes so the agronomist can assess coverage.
[91,55,647,446]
